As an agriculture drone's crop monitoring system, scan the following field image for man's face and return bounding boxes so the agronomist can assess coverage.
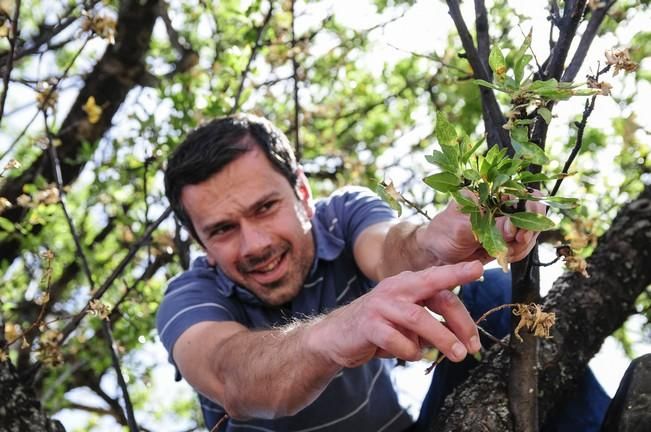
[181,147,315,306]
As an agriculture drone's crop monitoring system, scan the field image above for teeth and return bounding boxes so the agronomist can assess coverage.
[258,255,282,272]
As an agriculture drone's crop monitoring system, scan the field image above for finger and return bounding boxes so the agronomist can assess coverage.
[384,261,484,303]
[425,290,481,353]
[515,229,534,245]
[463,249,493,264]
[368,320,424,362]
[376,301,470,362]
[497,217,517,242]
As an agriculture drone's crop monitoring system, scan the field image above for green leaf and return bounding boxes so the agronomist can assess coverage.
[451,191,480,213]
[511,126,529,143]
[440,144,459,169]
[518,171,565,183]
[473,79,503,91]
[0,217,15,233]
[512,139,549,165]
[376,183,402,216]
[462,168,481,182]
[477,211,508,258]
[528,79,574,100]
[461,137,484,163]
[423,172,461,193]
[426,150,456,173]
[492,174,510,191]
[489,45,507,79]
[508,211,556,231]
[436,114,457,147]
[538,107,552,124]
[514,54,532,85]
[537,196,579,209]
[478,182,490,203]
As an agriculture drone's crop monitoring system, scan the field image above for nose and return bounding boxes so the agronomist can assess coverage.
[239,221,272,258]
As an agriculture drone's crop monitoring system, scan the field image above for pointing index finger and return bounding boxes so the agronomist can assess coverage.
[389,261,484,303]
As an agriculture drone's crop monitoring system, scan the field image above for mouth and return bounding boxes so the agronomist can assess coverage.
[244,249,289,285]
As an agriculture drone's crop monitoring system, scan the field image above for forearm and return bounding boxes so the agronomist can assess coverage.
[213,318,341,419]
[378,221,440,278]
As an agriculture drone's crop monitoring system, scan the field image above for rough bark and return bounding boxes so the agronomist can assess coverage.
[600,353,651,432]
[0,360,66,432]
[431,182,651,431]
[0,0,161,264]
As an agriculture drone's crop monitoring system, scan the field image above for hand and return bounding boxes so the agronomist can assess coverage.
[310,261,484,369]
[419,192,545,265]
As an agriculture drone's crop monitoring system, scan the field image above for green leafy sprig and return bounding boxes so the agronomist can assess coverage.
[420,114,577,268]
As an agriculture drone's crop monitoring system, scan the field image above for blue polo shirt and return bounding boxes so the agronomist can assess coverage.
[156,187,413,432]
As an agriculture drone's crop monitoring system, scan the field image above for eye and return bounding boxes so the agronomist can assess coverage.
[209,223,235,238]
[257,199,278,215]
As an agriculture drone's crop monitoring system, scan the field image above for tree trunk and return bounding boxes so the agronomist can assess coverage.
[0,360,65,432]
[431,182,651,431]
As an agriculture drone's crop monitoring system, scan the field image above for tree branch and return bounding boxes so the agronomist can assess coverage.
[230,1,274,114]
[291,0,302,161]
[562,0,616,82]
[58,206,172,344]
[446,0,510,150]
[0,0,21,128]
[0,0,161,265]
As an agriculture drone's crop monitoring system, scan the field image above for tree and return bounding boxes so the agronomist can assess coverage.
[0,0,648,431]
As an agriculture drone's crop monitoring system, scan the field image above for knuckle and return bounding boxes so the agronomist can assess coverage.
[404,305,426,327]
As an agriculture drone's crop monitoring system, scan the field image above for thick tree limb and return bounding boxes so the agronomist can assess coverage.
[430,182,651,431]
[562,1,616,82]
[0,0,161,264]
[0,360,65,432]
[446,0,510,150]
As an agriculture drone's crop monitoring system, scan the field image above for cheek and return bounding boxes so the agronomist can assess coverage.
[205,243,235,268]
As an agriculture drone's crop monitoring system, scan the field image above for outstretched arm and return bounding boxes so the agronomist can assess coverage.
[356,198,544,281]
[173,262,484,420]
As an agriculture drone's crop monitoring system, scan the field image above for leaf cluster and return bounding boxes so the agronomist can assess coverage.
[422,115,576,262]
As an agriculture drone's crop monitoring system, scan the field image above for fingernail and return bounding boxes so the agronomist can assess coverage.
[452,342,467,360]
[469,335,481,352]
[505,219,516,236]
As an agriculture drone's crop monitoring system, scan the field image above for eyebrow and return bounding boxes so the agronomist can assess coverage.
[200,191,282,236]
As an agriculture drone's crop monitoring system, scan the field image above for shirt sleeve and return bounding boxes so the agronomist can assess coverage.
[156,265,244,372]
[319,186,396,249]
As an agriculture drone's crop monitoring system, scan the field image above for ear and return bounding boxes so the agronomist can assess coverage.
[294,167,314,218]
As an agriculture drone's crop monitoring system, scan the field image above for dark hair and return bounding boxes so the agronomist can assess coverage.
[164,113,298,239]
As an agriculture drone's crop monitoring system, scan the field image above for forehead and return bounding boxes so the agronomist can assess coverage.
[180,148,292,223]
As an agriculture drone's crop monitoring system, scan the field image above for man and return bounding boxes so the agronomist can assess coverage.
[156,114,603,431]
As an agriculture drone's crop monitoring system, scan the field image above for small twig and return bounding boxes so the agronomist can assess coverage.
[550,62,610,198]
[230,2,274,114]
[102,320,139,432]
[532,256,562,267]
[44,110,139,432]
[425,304,520,374]
[211,414,230,432]
[290,0,302,161]
[478,325,509,348]
[43,111,94,286]
[0,0,22,128]
[58,206,173,344]
[384,42,470,76]
[0,37,89,161]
